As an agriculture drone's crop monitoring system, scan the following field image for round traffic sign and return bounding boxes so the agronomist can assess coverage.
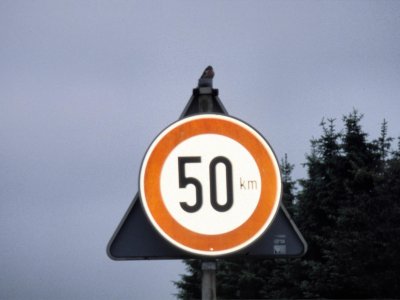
[139,114,281,256]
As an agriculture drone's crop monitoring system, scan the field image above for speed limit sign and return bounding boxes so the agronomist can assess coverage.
[139,114,282,256]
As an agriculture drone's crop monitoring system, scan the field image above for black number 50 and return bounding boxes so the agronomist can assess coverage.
[178,156,234,213]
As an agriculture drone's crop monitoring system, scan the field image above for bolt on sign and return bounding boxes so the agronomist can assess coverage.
[140,114,282,256]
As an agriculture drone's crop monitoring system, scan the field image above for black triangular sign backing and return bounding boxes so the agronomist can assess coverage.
[107,87,307,260]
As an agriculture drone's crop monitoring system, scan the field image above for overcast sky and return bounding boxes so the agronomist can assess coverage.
[1,1,400,299]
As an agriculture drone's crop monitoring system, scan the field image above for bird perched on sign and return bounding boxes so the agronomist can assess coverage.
[201,66,214,79]
[198,65,214,87]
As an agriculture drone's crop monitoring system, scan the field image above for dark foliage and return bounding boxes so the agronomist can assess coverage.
[175,110,400,299]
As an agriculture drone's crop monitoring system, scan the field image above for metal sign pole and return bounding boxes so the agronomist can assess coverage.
[202,260,217,300]
[199,67,217,300]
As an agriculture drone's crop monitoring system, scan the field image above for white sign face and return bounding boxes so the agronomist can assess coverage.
[160,134,261,235]
[140,114,281,256]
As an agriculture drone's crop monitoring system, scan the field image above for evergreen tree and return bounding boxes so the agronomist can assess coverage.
[324,111,380,297]
[296,111,397,298]
[375,119,392,166]
[369,134,400,297]
[295,118,344,298]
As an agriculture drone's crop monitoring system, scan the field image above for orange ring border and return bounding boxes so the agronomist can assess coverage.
[140,114,281,255]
